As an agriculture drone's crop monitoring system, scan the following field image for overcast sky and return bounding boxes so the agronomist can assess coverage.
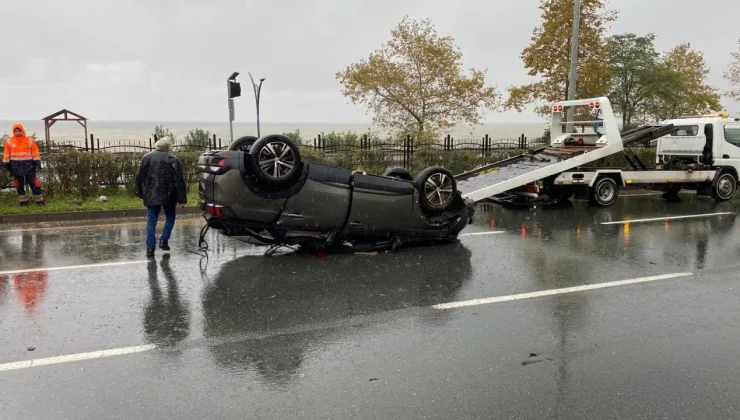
[1,0,738,124]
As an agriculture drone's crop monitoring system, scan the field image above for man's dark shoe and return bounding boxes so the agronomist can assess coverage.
[36,201,45,206]
[159,240,170,251]
[19,201,28,207]
[146,248,155,258]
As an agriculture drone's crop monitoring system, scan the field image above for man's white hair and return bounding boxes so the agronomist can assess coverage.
[154,136,173,152]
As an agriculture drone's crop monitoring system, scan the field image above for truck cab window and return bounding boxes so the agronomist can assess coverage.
[669,125,699,136]
[724,125,740,147]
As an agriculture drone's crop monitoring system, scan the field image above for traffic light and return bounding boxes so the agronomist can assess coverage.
[228,80,241,99]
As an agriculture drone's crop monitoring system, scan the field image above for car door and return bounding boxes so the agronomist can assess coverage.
[718,123,740,170]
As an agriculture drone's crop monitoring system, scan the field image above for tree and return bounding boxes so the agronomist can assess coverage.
[505,0,618,117]
[336,16,502,141]
[185,127,211,149]
[606,33,661,128]
[724,38,740,101]
[644,43,722,121]
[153,125,176,143]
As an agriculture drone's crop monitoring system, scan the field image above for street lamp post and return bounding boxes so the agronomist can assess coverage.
[566,0,582,133]
[248,72,265,137]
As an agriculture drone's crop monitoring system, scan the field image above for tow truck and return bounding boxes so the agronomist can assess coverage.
[456,97,740,207]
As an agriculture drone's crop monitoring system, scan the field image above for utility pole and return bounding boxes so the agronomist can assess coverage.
[227,72,241,143]
[566,0,582,133]
[248,72,265,137]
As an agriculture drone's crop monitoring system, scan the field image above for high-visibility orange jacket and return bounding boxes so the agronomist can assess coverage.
[2,123,41,176]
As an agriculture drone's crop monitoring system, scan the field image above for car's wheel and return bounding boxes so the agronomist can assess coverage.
[588,176,619,207]
[247,134,302,188]
[712,172,737,201]
[228,135,258,152]
[383,167,413,181]
[415,167,457,212]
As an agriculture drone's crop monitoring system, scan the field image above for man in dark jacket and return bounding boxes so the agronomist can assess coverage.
[135,136,187,257]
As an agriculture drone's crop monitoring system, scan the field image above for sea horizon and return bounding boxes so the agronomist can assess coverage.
[0,119,549,144]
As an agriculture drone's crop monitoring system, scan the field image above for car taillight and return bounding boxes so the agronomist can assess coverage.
[206,204,223,216]
[218,158,226,167]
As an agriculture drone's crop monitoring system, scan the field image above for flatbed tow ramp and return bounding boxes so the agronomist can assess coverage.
[454,97,740,207]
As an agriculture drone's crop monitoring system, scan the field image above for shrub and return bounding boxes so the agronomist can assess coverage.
[0,128,658,199]
[0,170,11,190]
[23,149,200,199]
[185,127,211,149]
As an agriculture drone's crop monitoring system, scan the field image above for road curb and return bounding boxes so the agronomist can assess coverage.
[0,206,203,224]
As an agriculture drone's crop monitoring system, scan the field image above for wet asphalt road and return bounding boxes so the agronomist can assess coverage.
[2,192,740,419]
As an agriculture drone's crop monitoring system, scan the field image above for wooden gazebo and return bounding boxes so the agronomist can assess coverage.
[41,109,88,150]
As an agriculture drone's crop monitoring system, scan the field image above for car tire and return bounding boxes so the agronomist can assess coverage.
[228,135,258,152]
[383,167,413,181]
[415,167,457,212]
[588,176,619,207]
[712,172,737,201]
[247,134,303,188]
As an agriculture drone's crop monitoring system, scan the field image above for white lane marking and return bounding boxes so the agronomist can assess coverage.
[0,260,148,276]
[433,272,693,310]
[601,212,735,225]
[460,231,505,237]
[0,344,156,373]
[0,217,202,234]
[0,273,695,372]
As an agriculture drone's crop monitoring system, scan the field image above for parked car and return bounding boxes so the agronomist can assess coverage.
[197,134,475,252]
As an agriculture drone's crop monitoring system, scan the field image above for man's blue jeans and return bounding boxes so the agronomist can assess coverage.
[146,205,176,249]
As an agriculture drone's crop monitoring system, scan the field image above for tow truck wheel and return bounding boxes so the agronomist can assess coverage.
[589,176,619,207]
[712,172,737,202]
[416,167,457,212]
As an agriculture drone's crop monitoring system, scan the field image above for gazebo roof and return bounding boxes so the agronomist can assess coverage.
[41,109,89,150]
[42,109,87,121]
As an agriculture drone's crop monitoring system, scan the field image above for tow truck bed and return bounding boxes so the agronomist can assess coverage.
[456,145,600,196]
[454,98,676,204]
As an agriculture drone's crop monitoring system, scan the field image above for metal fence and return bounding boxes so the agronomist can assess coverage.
[36,132,551,154]
[1,131,658,191]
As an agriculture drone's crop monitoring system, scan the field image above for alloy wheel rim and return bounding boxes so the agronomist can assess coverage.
[425,173,454,206]
[258,141,296,179]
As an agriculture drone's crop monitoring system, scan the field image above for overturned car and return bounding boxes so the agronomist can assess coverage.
[197,134,475,253]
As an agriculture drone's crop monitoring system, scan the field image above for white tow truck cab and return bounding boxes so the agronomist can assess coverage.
[550,106,740,205]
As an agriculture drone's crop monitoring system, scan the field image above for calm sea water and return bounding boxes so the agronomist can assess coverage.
[0,120,548,146]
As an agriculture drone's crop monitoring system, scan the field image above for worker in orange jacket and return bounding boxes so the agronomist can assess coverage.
[2,123,45,206]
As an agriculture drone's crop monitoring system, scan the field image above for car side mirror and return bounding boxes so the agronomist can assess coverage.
[704,124,713,142]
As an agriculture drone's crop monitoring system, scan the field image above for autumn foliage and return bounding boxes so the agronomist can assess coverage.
[505,0,618,117]
[725,39,740,102]
[335,16,502,142]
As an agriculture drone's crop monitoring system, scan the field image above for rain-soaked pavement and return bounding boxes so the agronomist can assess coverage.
[2,191,740,419]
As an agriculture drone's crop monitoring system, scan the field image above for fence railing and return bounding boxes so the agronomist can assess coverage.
[36,133,556,153]
[1,130,658,191]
